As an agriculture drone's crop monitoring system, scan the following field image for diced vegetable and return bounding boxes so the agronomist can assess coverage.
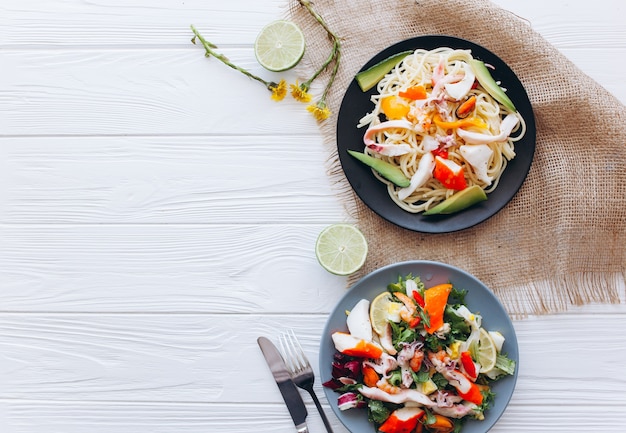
[412,290,425,307]
[460,351,478,380]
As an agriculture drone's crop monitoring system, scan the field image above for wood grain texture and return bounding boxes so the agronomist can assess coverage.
[0,0,286,47]
[0,136,345,223]
[0,224,347,313]
[0,49,318,136]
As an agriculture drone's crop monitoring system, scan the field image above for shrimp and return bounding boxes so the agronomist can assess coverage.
[393,291,416,322]
[429,350,452,370]
[409,349,424,372]
[376,378,401,394]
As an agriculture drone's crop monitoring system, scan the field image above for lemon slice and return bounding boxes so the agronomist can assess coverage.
[254,20,305,72]
[369,292,404,336]
[477,328,498,373]
[315,224,368,276]
[369,292,393,335]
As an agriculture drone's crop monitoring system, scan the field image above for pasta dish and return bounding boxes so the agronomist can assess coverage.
[357,47,526,214]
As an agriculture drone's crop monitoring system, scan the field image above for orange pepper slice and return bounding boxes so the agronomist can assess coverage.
[433,113,487,130]
[424,283,452,334]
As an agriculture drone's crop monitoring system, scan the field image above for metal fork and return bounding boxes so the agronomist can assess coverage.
[280,330,334,433]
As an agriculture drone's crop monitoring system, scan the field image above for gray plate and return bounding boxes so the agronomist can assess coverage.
[320,260,518,433]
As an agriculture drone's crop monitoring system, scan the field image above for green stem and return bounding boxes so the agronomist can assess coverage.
[299,0,342,91]
[321,42,341,102]
[190,25,271,88]
[302,46,335,88]
[299,0,340,41]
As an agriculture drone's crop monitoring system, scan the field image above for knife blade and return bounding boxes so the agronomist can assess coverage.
[257,336,309,433]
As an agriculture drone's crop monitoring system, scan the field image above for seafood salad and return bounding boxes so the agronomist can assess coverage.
[323,274,516,433]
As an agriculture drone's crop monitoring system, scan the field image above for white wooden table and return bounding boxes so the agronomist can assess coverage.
[1,1,625,432]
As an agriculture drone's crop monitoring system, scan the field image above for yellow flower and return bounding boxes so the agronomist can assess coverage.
[307,102,331,121]
[290,81,312,103]
[269,79,287,101]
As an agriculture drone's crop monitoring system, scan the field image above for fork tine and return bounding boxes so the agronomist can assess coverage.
[289,329,311,369]
[280,329,309,373]
[278,333,295,372]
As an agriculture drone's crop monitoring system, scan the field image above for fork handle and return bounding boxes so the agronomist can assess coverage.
[309,390,334,433]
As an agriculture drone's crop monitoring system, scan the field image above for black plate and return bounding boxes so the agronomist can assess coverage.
[337,35,536,233]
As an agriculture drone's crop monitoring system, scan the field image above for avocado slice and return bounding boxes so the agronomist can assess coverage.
[348,150,410,187]
[469,59,516,112]
[423,185,487,215]
[355,51,413,92]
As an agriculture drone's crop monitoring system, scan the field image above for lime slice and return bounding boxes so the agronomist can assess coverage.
[315,224,368,276]
[254,20,305,72]
[477,328,498,373]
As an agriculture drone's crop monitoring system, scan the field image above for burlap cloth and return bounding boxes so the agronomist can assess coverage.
[287,0,625,316]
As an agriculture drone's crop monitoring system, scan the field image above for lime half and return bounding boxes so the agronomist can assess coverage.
[315,224,368,276]
[254,20,305,72]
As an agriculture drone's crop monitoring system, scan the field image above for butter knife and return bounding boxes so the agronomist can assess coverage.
[258,336,309,433]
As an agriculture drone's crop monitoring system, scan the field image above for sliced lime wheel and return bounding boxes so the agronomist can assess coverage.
[315,224,368,276]
[254,20,305,72]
